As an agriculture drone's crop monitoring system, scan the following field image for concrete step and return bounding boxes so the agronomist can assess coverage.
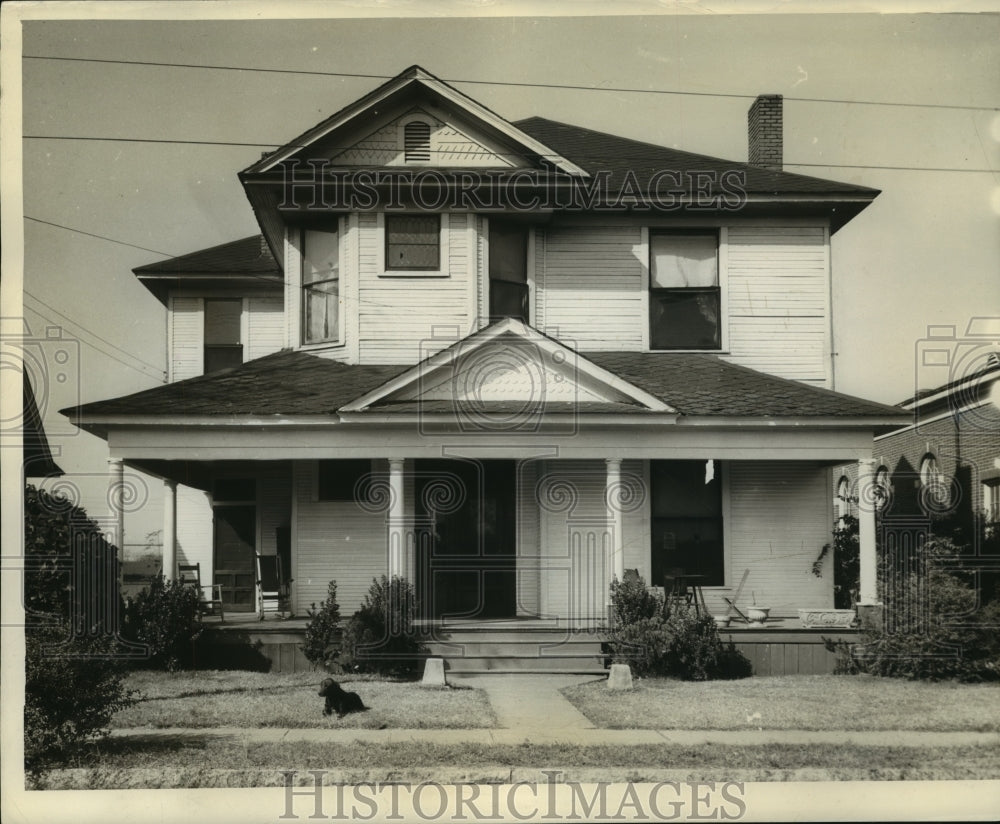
[427,641,603,658]
[444,655,607,674]
[424,630,607,644]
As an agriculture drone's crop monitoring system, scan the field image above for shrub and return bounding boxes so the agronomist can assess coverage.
[339,576,424,677]
[301,580,343,669]
[610,574,664,627]
[812,513,860,609]
[23,484,137,778]
[609,574,750,680]
[122,575,201,670]
[828,537,1000,681]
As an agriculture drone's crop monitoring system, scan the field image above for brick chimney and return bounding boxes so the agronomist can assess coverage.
[748,94,783,171]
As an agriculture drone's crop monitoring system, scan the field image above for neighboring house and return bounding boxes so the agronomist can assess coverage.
[64,66,909,669]
[835,350,1000,597]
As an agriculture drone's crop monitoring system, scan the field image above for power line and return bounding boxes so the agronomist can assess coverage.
[25,216,174,257]
[24,290,166,375]
[23,301,165,381]
[23,54,999,113]
[21,136,997,174]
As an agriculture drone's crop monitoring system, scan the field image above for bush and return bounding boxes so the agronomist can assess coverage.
[122,575,201,670]
[23,484,137,778]
[828,537,1000,681]
[813,513,860,609]
[301,580,343,669]
[610,575,664,626]
[608,573,750,680]
[339,576,424,677]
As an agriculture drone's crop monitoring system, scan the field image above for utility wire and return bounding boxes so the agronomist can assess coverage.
[25,216,174,257]
[23,301,165,381]
[21,136,996,174]
[24,290,166,375]
[23,54,999,113]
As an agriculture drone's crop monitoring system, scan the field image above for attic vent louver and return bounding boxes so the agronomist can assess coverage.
[404,121,431,162]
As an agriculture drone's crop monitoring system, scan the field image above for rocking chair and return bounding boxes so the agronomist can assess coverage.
[178,563,225,621]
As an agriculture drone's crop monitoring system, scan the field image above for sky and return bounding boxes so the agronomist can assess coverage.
[8,6,1000,537]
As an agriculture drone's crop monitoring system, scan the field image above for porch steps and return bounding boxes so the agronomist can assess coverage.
[422,625,608,675]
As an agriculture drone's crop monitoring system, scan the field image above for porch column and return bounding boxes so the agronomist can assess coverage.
[388,458,405,579]
[107,458,125,583]
[857,457,880,609]
[162,480,177,581]
[605,458,625,583]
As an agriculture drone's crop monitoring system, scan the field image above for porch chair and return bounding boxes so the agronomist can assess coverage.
[178,563,225,621]
[256,554,287,619]
[722,568,751,623]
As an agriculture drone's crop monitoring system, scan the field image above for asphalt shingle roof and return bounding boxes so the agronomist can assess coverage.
[514,116,880,199]
[133,235,279,277]
[67,349,905,422]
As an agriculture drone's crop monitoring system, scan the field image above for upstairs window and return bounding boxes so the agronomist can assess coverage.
[488,221,528,323]
[403,120,432,162]
[386,214,440,270]
[649,232,720,350]
[302,228,340,344]
[204,299,243,373]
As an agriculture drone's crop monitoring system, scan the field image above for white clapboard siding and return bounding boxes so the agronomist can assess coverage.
[711,461,832,617]
[620,459,650,582]
[257,463,292,557]
[516,461,540,616]
[168,297,203,382]
[245,297,285,362]
[358,212,476,363]
[537,226,645,350]
[725,227,829,385]
[292,461,387,616]
[175,484,213,582]
[537,460,611,627]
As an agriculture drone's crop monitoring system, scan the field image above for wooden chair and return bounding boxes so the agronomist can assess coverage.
[255,554,287,619]
[178,563,225,621]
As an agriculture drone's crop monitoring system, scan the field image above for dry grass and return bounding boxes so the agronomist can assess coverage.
[33,738,1000,788]
[113,670,495,730]
[562,674,1000,731]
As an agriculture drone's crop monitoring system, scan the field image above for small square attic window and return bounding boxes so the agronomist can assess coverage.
[404,120,431,162]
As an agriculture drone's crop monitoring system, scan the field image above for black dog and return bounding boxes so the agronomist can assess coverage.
[318,678,367,718]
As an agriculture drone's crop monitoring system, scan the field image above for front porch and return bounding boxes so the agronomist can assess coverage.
[193,613,859,676]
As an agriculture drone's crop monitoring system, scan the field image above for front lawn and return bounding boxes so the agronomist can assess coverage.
[113,670,495,730]
[33,738,1000,788]
[562,674,1000,731]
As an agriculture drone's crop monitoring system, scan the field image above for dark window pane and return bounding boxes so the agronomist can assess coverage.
[489,281,529,323]
[650,289,721,349]
[489,223,527,284]
[204,299,242,345]
[386,215,440,270]
[204,345,244,373]
[650,461,723,587]
[318,460,371,501]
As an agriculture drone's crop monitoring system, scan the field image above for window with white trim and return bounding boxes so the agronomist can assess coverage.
[649,231,721,350]
[983,477,1000,526]
[302,228,340,344]
[488,221,528,322]
[385,214,440,271]
[919,453,950,514]
[204,299,243,373]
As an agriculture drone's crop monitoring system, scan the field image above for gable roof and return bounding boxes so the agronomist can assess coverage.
[242,65,588,178]
[65,346,906,429]
[342,317,674,415]
[514,116,880,200]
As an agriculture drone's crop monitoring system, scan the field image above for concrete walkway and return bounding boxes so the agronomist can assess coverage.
[447,673,598,731]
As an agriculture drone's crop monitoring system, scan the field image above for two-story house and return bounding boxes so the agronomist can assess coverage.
[65,66,908,673]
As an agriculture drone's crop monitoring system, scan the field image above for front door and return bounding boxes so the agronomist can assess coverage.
[213,505,256,612]
[415,460,516,620]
